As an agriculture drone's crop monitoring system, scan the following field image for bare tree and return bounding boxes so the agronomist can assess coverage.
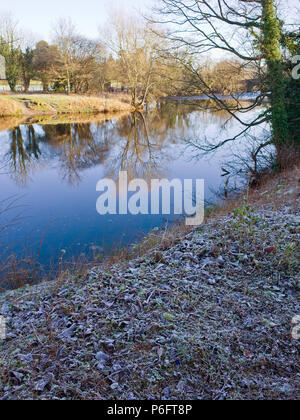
[18,31,38,92]
[52,18,79,94]
[101,14,166,108]
[152,0,299,168]
[0,13,22,91]
[52,18,105,93]
[33,41,60,92]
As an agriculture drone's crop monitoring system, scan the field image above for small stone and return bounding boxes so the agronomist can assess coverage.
[57,324,76,339]
[217,256,225,266]
[95,351,110,364]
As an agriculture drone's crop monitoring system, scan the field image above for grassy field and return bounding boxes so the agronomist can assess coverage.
[0,93,133,117]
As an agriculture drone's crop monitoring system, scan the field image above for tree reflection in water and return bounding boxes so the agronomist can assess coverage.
[8,125,41,185]
[0,100,264,280]
[4,101,235,186]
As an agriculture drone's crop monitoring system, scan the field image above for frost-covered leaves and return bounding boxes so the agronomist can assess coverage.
[0,201,299,400]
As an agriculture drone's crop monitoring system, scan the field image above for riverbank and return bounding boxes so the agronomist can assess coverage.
[0,167,299,400]
[0,111,134,132]
[0,93,133,118]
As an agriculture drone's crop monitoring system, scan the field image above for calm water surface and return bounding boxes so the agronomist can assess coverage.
[0,101,256,269]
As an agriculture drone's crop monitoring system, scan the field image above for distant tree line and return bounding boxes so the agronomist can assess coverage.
[154,0,300,168]
[0,12,261,103]
[0,2,298,168]
[0,16,112,94]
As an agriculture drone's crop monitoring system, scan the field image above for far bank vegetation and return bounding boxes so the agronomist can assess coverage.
[0,2,299,170]
[1,13,257,106]
[0,93,133,117]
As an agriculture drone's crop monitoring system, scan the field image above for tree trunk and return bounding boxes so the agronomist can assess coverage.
[24,78,30,93]
[42,76,49,93]
[261,0,290,167]
[66,67,71,95]
[131,86,137,107]
[8,84,16,92]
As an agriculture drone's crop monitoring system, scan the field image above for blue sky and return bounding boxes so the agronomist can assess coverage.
[0,0,153,41]
[1,0,298,42]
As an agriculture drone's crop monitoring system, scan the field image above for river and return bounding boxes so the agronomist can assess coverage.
[0,100,266,282]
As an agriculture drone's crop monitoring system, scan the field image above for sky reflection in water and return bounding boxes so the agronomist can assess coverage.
[0,101,256,267]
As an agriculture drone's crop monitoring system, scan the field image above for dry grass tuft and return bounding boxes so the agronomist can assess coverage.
[0,117,23,131]
[1,94,133,117]
[0,96,24,117]
[23,110,130,126]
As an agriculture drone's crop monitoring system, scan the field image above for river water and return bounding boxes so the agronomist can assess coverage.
[0,100,262,273]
